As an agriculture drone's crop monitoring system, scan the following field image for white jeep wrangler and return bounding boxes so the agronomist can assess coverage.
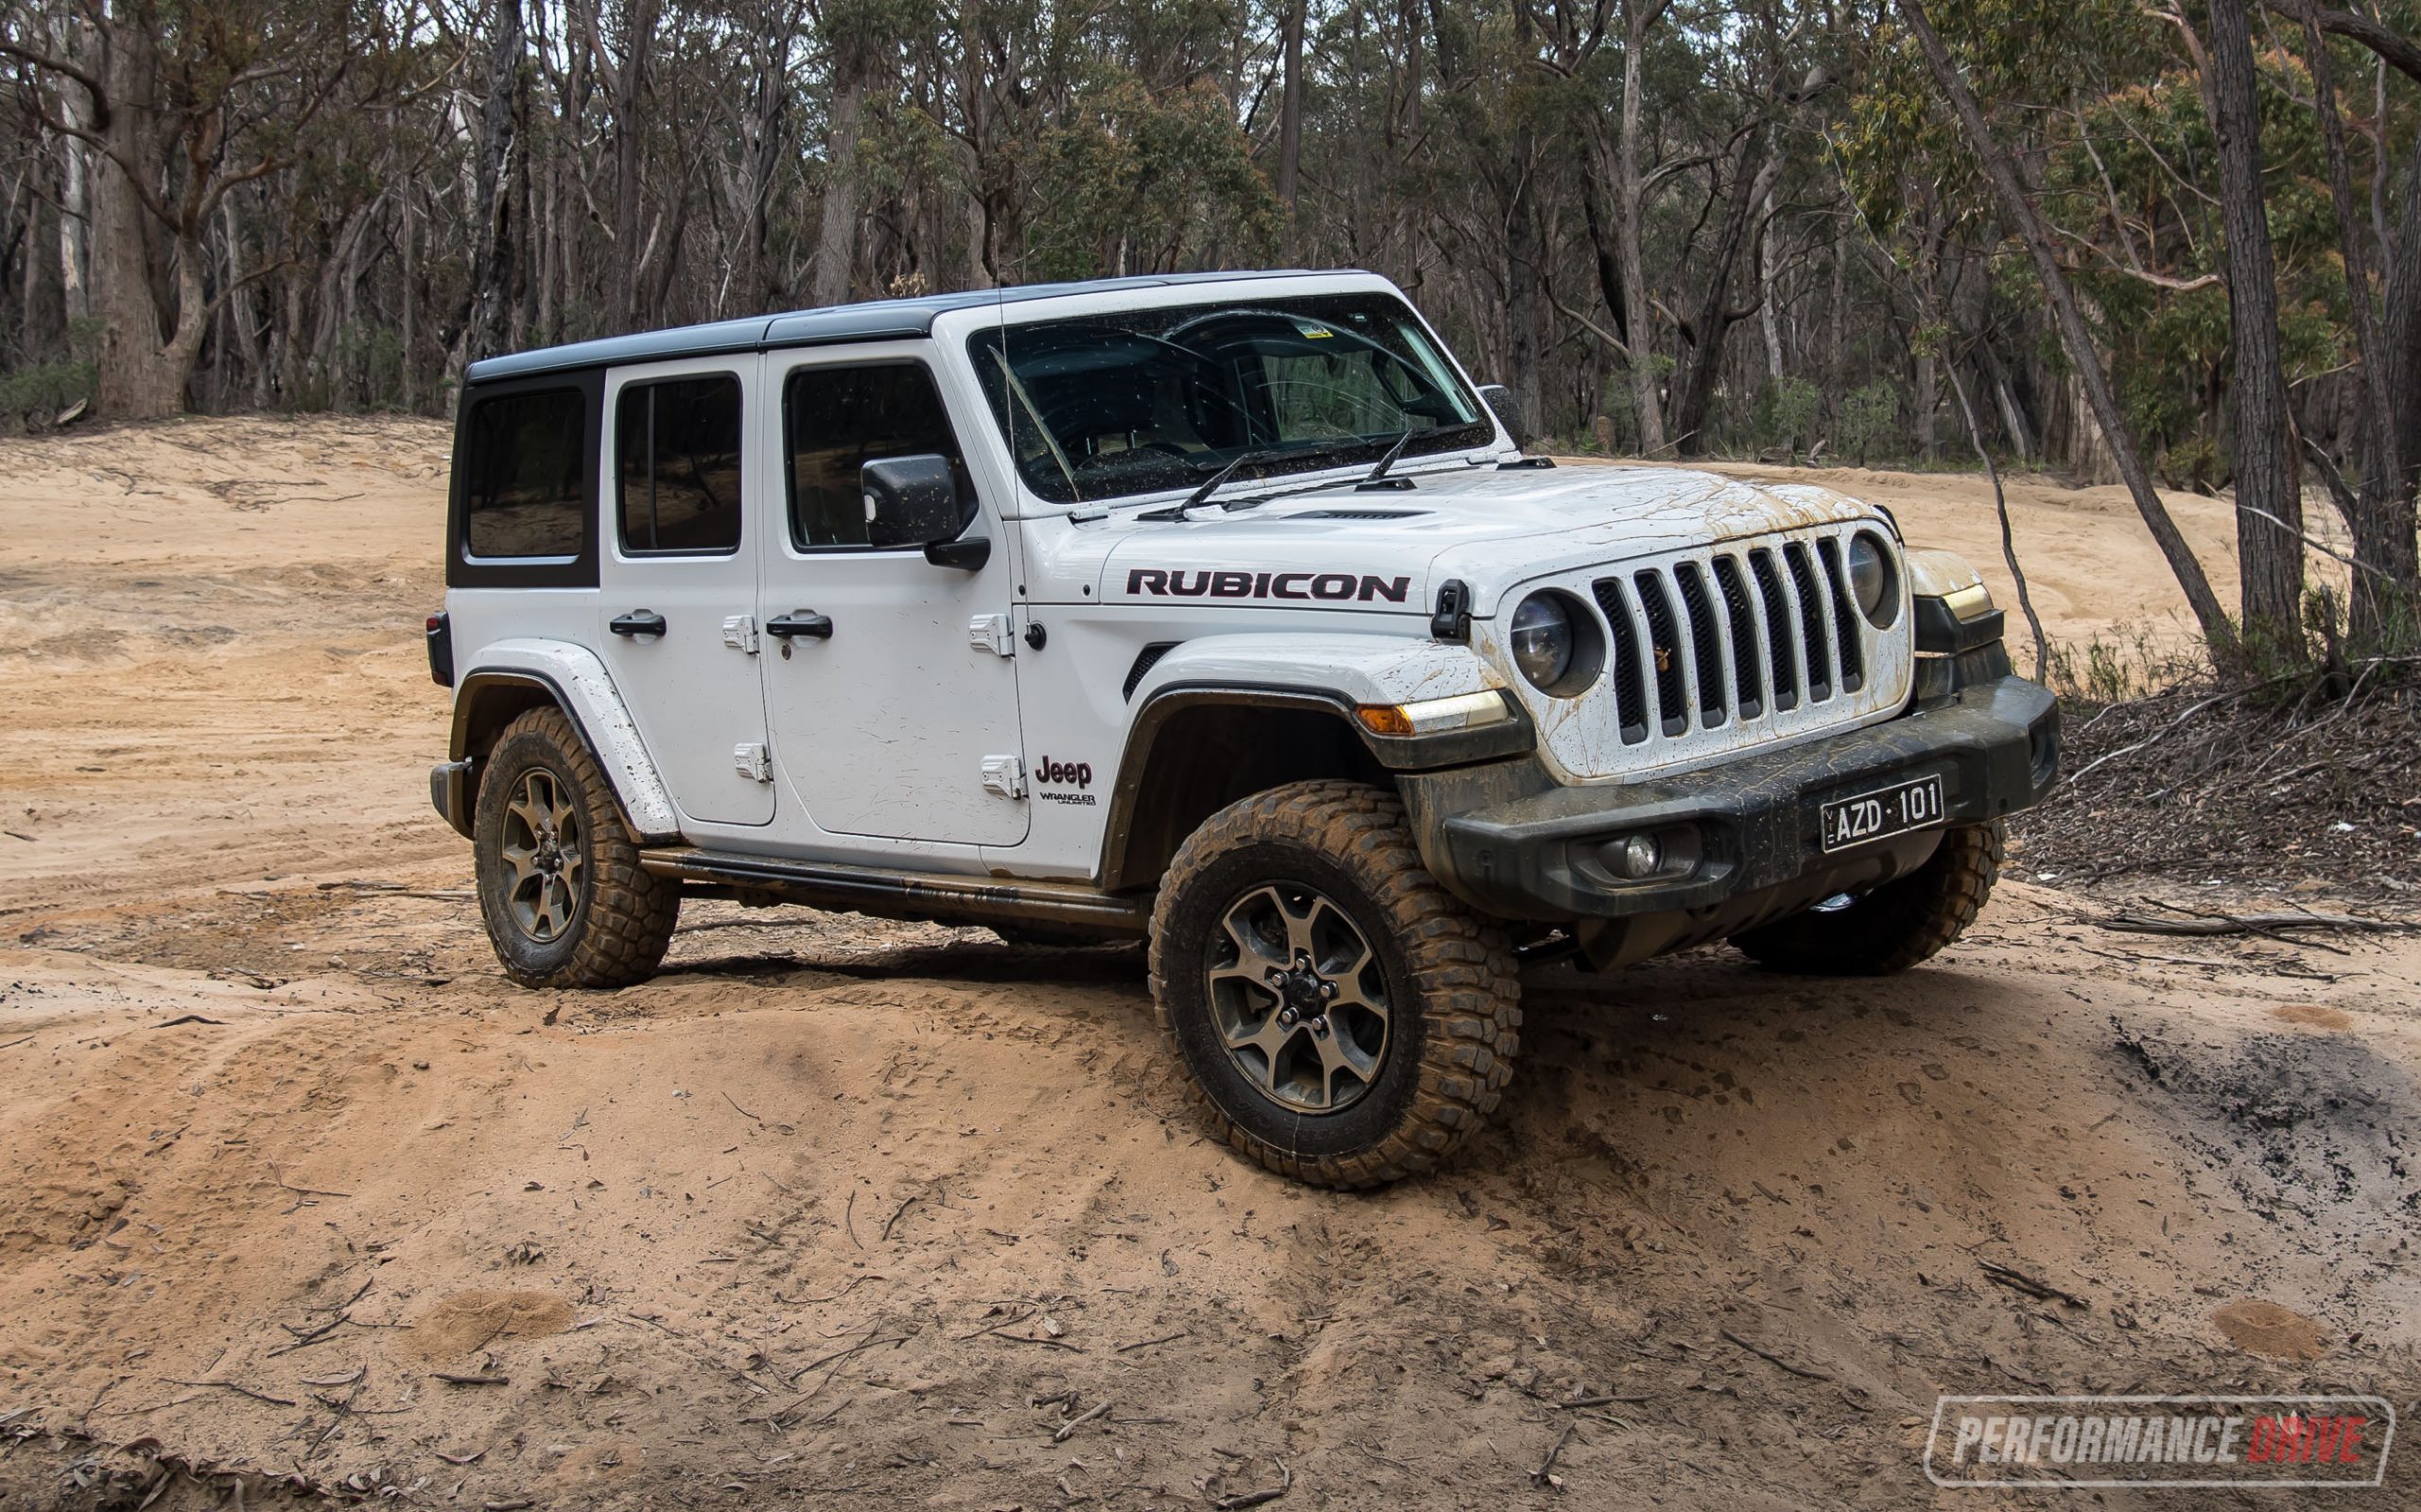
[427,269,2057,1188]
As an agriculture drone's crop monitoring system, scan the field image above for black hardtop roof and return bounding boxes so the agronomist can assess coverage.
[462,268,1362,386]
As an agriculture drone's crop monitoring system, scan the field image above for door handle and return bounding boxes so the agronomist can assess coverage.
[609,610,667,636]
[766,610,833,640]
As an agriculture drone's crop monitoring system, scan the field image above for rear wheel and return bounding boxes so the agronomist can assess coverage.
[1730,820,2004,976]
[473,707,679,989]
[1148,780,1521,1189]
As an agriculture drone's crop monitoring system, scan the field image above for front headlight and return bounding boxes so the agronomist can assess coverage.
[1847,530,1899,627]
[1510,593,1575,690]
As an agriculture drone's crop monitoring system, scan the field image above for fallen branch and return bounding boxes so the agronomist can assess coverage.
[1052,1398,1113,1442]
[1531,1423,1576,1487]
[164,1380,296,1407]
[1718,1330,1832,1382]
[1977,1259,2089,1310]
[1213,1459,1293,1510]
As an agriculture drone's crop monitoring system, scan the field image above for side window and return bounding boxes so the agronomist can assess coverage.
[784,362,972,549]
[617,374,742,555]
[462,388,587,559]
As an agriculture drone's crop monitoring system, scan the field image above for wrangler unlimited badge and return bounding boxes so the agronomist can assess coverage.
[1125,568,1412,603]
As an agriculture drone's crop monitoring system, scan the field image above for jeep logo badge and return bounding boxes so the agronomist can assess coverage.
[1037,756,1091,789]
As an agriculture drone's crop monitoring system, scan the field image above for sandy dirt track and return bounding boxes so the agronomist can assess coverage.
[1,418,2415,1510]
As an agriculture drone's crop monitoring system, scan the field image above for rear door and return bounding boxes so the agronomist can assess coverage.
[757,347,1028,850]
[594,357,774,826]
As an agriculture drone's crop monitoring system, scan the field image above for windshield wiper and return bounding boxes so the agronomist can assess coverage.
[1139,438,1371,521]
[1361,430,1412,485]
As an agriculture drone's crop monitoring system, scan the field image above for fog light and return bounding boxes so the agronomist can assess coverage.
[1603,833,1663,880]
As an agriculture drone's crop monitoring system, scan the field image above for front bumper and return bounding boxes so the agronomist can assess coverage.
[1402,673,2058,922]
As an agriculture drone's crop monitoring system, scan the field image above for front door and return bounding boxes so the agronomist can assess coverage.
[757,349,1028,849]
[595,358,774,826]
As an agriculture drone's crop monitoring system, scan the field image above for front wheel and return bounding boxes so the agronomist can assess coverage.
[1148,780,1521,1189]
[473,706,680,989]
[1730,820,2004,976]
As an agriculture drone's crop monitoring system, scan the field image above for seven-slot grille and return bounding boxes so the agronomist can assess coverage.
[1586,530,1874,747]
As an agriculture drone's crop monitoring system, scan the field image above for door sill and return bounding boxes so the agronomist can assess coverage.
[641,848,1149,935]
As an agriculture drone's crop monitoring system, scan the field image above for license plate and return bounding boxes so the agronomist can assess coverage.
[1820,773,1945,853]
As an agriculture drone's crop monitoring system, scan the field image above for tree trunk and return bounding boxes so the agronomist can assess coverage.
[2356,139,2421,635]
[2207,0,2305,654]
[1895,0,2233,651]
[811,76,867,306]
[1615,0,1667,454]
[2296,9,2413,643]
[1276,0,1306,218]
[466,0,526,365]
[1666,133,1782,456]
[88,19,185,418]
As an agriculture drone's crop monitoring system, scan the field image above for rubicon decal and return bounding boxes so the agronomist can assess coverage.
[1125,569,1411,603]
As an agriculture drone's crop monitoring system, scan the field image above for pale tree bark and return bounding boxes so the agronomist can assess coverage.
[1276,0,1306,221]
[1613,0,1672,454]
[811,75,867,305]
[1893,0,2233,650]
[2205,0,2305,654]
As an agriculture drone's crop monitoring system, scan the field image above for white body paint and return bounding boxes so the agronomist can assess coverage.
[446,271,1926,886]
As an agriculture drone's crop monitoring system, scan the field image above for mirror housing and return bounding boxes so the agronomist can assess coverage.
[862,454,967,548]
[1475,383,1525,444]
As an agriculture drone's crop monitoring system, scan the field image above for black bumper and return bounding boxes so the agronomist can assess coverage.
[430,758,474,839]
[1406,674,2059,922]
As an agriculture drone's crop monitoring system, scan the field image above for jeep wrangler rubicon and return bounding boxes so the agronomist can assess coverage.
[427,269,2058,1189]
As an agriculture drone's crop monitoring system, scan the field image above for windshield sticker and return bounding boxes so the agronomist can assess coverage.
[1296,322,1334,339]
[1125,569,1410,604]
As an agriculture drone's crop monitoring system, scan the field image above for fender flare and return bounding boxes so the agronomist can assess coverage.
[1098,635,1534,891]
[448,638,683,844]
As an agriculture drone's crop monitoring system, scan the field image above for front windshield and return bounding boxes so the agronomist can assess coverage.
[967,292,1493,506]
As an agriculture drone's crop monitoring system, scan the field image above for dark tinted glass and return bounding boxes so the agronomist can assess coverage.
[617,375,743,554]
[784,363,972,549]
[463,388,588,558]
[967,292,1489,505]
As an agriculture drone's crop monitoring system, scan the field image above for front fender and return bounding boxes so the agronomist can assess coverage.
[449,638,683,843]
[1124,632,1508,714]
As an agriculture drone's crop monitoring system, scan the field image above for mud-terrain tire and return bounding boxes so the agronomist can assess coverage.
[473,706,679,989]
[1730,820,2004,976]
[1148,779,1521,1189]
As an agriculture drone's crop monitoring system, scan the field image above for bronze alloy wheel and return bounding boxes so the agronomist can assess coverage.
[496,766,586,944]
[1205,882,1391,1114]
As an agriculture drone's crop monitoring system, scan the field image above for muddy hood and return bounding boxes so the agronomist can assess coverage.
[1089,462,1884,616]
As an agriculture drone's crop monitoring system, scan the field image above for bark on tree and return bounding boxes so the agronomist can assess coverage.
[1276,0,1307,217]
[812,75,868,306]
[2293,9,2416,642]
[2206,0,2306,655]
[1613,0,1671,454]
[466,0,527,365]
[1894,0,2234,651]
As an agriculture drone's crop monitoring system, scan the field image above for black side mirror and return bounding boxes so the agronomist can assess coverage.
[1476,383,1525,444]
[862,455,967,548]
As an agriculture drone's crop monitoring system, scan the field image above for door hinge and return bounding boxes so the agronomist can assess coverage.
[723,615,759,654]
[981,754,1027,799]
[734,742,773,782]
[968,614,1016,657]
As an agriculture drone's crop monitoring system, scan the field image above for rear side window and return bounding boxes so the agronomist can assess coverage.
[462,388,588,559]
[617,375,743,554]
[784,363,972,549]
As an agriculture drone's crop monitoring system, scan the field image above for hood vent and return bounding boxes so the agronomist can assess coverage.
[1288,508,1428,521]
